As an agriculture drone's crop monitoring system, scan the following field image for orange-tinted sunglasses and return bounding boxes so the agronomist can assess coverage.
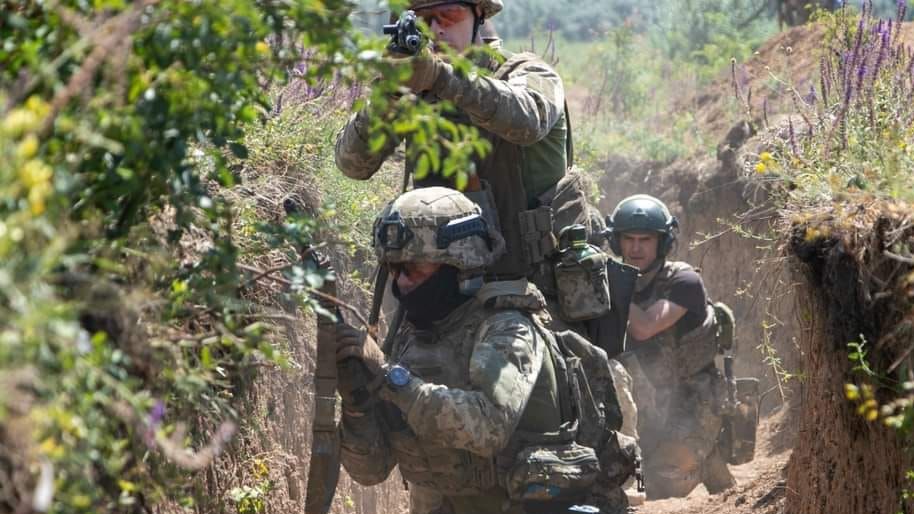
[414,3,473,28]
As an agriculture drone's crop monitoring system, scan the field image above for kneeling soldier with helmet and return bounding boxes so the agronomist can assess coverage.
[335,187,637,514]
[607,194,745,499]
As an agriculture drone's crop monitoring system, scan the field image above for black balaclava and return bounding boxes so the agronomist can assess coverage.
[392,264,472,329]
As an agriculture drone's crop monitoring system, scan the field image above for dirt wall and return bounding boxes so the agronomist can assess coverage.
[784,227,914,514]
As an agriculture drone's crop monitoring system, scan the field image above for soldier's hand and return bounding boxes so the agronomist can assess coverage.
[336,324,386,378]
[400,50,448,94]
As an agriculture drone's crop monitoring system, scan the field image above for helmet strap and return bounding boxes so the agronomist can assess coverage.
[469,6,484,44]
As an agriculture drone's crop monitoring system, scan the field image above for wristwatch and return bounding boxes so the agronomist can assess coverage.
[385,364,412,390]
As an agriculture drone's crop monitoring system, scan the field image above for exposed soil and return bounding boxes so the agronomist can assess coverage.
[639,407,793,514]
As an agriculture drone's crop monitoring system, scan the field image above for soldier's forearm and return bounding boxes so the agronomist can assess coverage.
[381,379,515,457]
[334,107,399,180]
[431,64,563,146]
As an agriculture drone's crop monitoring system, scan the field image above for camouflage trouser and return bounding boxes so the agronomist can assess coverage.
[620,355,734,499]
[409,484,448,514]
[609,359,638,441]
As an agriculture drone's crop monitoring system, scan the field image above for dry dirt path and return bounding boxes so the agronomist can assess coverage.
[633,408,793,514]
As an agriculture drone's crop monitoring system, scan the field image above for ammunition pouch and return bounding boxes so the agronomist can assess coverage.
[519,206,557,267]
[673,305,719,380]
[720,377,759,465]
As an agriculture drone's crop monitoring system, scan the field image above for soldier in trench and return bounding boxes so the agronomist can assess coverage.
[334,187,637,514]
[607,194,737,499]
[335,0,577,286]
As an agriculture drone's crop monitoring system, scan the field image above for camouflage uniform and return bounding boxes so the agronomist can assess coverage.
[340,187,635,514]
[618,261,735,499]
[335,37,567,278]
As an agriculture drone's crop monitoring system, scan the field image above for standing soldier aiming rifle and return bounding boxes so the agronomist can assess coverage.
[335,0,573,283]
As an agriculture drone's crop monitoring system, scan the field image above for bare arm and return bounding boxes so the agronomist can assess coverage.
[628,299,687,342]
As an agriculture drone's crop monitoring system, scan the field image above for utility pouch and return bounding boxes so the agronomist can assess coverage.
[505,442,600,502]
[554,246,611,322]
[674,305,719,379]
[564,353,605,450]
[518,206,557,267]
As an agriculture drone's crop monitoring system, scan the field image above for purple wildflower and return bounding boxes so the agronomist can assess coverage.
[820,57,830,105]
[788,116,799,155]
[897,0,907,24]
[145,400,166,448]
[805,82,818,105]
[871,29,890,84]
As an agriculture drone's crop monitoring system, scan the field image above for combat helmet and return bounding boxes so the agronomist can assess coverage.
[606,194,679,257]
[405,0,503,19]
[373,186,505,273]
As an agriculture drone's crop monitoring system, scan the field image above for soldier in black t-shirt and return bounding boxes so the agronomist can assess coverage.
[607,194,735,500]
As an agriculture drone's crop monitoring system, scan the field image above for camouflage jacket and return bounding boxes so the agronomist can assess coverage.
[335,41,567,277]
[334,40,566,198]
[339,280,560,513]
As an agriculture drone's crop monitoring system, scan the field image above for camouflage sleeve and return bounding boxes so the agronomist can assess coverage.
[339,409,396,485]
[431,59,564,146]
[334,104,401,180]
[380,311,545,457]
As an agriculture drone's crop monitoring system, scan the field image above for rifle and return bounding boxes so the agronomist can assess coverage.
[383,10,423,55]
[304,248,341,514]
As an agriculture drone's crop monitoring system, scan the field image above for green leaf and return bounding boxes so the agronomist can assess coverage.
[415,152,430,179]
[229,142,249,159]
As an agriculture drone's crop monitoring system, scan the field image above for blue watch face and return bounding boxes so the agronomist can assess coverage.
[388,365,411,388]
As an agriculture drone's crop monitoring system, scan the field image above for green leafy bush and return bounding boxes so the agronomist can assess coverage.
[0,1,488,512]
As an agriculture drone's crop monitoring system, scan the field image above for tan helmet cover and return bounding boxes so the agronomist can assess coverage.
[405,0,503,19]
[373,186,505,272]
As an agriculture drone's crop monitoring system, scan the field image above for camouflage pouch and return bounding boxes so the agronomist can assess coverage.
[505,441,600,502]
[673,305,719,379]
[554,246,611,322]
[720,377,759,465]
[518,206,557,267]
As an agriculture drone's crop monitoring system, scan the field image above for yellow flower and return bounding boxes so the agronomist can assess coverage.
[759,151,773,162]
[754,162,767,174]
[2,109,39,136]
[25,95,50,118]
[16,134,39,159]
[19,159,52,188]
[29,188,47,213]
[844,383,859,401]
[865,408,879,422]
[255,41,270,56]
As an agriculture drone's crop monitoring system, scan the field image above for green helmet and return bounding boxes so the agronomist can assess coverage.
[406,0,503,19]
[606,194,679,257]
[373,187,505,272]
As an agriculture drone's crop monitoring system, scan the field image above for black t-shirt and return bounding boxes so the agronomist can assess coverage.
[634,267,707,336]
